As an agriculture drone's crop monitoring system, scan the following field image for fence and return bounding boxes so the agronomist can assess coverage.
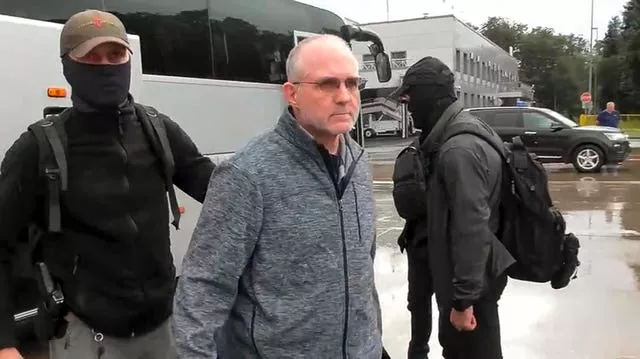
[579,114,640,137]
[579,114,640,126]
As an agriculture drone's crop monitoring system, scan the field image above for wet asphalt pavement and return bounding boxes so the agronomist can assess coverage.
[372,156,640,358]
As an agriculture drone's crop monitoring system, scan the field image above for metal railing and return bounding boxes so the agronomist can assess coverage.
[391,58,407,69]
[360,62,376,72]
[360,58,408,72]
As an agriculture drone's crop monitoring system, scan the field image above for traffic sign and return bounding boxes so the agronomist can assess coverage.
[580,92,592,103]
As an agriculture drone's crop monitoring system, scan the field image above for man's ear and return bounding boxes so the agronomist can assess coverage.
[282,82,299,108]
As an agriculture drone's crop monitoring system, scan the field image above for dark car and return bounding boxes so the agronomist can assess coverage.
[464,106,631,173]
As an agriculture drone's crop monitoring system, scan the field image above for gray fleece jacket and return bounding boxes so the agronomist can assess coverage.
[173,108,382,359]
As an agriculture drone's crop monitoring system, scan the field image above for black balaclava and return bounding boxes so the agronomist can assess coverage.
[396,56,457,136]
[62,55,131,112]
[407,83,456,135]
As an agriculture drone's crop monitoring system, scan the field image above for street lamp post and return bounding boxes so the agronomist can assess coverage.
[593,27,599,109]
[386,0,390,21]
[588,0,594,113]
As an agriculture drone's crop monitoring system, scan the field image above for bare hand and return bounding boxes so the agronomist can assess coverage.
[0,347,23,359]
[450,306,477,331]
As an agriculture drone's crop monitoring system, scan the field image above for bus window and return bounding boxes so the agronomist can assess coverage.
[0,0,387,84]
[293,30,320,46]
[104,0,214,79]
[207,0,344,84]
[0,0,103,25]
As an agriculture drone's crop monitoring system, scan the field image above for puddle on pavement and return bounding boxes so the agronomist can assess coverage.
[373,177,640,358]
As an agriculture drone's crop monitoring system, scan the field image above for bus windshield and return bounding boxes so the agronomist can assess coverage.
[1,0,390,83]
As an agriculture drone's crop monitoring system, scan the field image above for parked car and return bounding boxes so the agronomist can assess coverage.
[464,106,631,173]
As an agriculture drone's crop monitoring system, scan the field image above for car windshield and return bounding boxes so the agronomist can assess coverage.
[537,108,579,128]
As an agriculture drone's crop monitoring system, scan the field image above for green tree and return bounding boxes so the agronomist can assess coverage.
[620,0,640,111]
[601,16,623,57]
[480,17,528,53]
[480,18,590,116]
[596,16,624,110]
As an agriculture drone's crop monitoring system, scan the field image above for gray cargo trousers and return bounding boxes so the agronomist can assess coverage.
[49,313,177,359]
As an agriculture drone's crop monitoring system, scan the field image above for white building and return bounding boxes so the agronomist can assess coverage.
[351,15,534,107]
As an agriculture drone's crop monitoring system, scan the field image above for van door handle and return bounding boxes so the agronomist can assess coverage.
[524,131,537,135]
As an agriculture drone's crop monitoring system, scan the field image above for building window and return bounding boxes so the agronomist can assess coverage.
[455,50,461,72]
[463,53,468,75]
[482,62,487,81]
[390,51,407,69]
[361,54,375,72]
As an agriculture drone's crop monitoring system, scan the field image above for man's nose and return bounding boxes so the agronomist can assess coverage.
[96,56,112,65]
[334,83,352,103]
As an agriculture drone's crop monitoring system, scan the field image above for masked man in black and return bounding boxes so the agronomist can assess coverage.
[390,57,515,359]
[0,9,214,359]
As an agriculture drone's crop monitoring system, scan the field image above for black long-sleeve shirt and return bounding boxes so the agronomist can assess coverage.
[0,101,214,349]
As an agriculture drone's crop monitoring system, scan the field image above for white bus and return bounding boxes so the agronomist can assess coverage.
[1,0,391,346]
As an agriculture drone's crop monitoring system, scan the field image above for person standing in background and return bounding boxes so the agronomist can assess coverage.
[596,102,620,128]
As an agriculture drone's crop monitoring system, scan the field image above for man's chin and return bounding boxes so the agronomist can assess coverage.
[329,123,355,136]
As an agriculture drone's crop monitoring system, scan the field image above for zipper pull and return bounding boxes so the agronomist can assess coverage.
[72,255,79,275]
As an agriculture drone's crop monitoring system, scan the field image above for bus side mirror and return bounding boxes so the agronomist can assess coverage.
[374,52,391,83]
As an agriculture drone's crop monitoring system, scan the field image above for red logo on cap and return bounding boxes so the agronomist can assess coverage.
[93,17,103,28]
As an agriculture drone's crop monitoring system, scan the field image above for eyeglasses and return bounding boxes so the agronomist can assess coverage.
[292,76,365,92]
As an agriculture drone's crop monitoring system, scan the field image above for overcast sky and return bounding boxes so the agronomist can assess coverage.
[297,0,627,43]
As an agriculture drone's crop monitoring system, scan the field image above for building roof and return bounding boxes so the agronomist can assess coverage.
[359,14,514,59]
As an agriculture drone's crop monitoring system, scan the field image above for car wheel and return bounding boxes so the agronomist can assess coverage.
[572,144,604,173]
[364,128,375,138]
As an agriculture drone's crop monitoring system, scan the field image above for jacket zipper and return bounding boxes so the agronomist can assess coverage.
[338,198,349,359]
[117,118,139,235]
[406,145,429,192]
[118,116,144,305]
[334,148,364,359]
[251,305,263,358]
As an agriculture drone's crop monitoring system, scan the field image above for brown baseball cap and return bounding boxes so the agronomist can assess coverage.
[59,9,132,58]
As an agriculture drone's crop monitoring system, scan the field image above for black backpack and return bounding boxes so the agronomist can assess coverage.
[439,126,580,288]
[11,103,182,341]
[392,124,580,288]
[392,137,429,222]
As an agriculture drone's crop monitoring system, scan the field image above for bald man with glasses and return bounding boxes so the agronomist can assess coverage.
[173,34,387,359]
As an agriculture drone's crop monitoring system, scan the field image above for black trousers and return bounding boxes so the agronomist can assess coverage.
[406,247,433,359]
[438,274,508,359]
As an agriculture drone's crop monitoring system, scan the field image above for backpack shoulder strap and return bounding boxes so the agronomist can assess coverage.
[27,109,71,233]
[397,137,422,158]
[442,123,506,160]
[134,103,181,230]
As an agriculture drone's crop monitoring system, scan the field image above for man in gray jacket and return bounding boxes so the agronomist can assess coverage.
[172,34,383,358]
[390,57,515,359]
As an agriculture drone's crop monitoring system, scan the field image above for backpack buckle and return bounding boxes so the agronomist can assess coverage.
[44,168,60,181]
